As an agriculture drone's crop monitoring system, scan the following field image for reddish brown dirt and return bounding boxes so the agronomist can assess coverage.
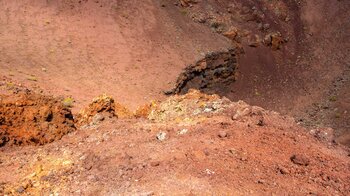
[0,0,230,111]
[0,0,348,144]
[0,91,349,195]
[0,0,349,195]
[295,0,350,146]
[172,0,304,113]
[0,92,75,146]
[168,0,350,145]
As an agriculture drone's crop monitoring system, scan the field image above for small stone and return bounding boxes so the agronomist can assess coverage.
[228,148,236,155]
[16,186,25,193]
[263,23,270,30]
[285,16,290,22]
[223,28,238,40]
[156,132,167,141]
[290,154,310,166]
[87,175,98,182]
[91,113,105,125]
[257,179,265,184]
[203,149,210,156]
[84,164,93,171]
[150,161,160,167]
[264,32,284,50]
[248,35,260,47]
[205,168,215,175]
[218,131,228,138]
[204,108,213,113]
[240,157,248,161]
[257,118,264,126]
[278,166,290,174]
[178,129,188,135]
[248,41,259,47]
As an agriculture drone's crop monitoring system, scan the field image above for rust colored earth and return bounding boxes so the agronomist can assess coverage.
[0,92,75,146]
[0,0,349,195]
[0,90,349,195]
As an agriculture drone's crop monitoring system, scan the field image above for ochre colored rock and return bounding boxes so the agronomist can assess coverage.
[0,92,75,146]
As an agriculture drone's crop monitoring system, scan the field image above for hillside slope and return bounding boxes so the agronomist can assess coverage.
[1,0,348,144]
[0,0,230,109]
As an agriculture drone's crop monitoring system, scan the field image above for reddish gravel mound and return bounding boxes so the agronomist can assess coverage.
[76,94,117,126]
[0,93,75,146]
[76,94,133,126]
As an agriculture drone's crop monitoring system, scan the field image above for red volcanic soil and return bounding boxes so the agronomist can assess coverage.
[0,0,229,110]
[1,0,348,143]
[0,0,348,138]
[0,90,349,195]
[0,92,75,146]
[164,0,350,145]
[0,0,349,195]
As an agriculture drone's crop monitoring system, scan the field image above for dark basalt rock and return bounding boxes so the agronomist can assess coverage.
[165,48,238,95]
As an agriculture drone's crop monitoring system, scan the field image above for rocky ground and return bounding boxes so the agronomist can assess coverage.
[0,90,349,195]
[169,0,350,146]
[1,0,348,144]
[0,0,349,195]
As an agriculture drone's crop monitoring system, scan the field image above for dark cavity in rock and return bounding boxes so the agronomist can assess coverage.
[165,48,238,95]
